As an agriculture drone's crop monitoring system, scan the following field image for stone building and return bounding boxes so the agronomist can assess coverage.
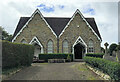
[12,9,102,60]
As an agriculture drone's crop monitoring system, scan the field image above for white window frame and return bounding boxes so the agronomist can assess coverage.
[88,40,94,53]
[47,40,53,53]
[63,40,69,53]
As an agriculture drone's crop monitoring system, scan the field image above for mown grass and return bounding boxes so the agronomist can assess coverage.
[71,63,101,80]
[87,76,96,80]
[71,63,88,71]
[77,64,88,71]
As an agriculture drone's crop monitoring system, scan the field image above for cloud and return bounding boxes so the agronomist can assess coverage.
[58,5,65,9]
[37,4,55,13]
[118,1,120,43]
[0,0,118,47]
[90,2,118,46]
[82,4,95,15]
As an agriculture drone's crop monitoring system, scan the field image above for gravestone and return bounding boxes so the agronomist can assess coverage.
[112,51,116,57]
[103,42,117,61]
[103,42,109,59]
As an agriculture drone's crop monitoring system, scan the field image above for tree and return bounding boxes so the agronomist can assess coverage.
[117,42,120,50]
[0,26,12,41]
[109,43,117,56]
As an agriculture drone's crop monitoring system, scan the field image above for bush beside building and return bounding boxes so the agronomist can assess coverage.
[84,56,120,80]
[2,41,34,69]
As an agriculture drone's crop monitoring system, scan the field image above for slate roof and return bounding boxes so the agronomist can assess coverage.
[44,17,70,36]
[13,17,102,40]
[85,18,102,40]
[13,17,30,38]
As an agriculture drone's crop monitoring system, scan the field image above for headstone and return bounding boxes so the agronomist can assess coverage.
[103,42,117,61]
[103,42,109,59]
[112,51,116,57]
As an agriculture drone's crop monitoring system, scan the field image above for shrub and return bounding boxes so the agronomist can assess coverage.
[86,53,104,58]
[67,54,71,60]
[67,54,71,62]
[39,53,73,61]
[83,57,120,80]
[109,43,117,55]
[2,40,34,69]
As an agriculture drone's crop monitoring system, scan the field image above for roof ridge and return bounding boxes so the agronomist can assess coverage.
[44,17,71,19]
[20,17,30,18]
[13,15,101,41]
[85,17,94,19]
[21,17,94,19]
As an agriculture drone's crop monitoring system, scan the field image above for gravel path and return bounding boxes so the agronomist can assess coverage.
[6,62,103,80]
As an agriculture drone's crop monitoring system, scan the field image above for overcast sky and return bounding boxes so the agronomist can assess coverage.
[118,1,120,43]
[0,0,119,47]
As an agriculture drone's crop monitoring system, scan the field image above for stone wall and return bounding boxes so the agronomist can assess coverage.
[59,13,101,53]
[14,13,57,53]
[14,12,101,54]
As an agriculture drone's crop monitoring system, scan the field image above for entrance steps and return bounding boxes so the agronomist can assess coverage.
[73,59,84,62]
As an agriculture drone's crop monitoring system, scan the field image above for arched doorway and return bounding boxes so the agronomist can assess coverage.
[74,43,85,59]
[29,36,44,57]
[33,43,41,57]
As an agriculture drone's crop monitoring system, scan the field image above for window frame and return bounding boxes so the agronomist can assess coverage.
[62,40,69,53]
[88,39,94,53]
[47,39,54,53]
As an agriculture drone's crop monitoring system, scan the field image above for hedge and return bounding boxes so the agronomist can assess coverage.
[39,53,73,61]
[2,40,34,69]
[86,53,104,58]
[83,57,120,80]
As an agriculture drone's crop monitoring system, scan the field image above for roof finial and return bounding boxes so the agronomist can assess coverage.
[35,8,39,11]
[76,9,80,12]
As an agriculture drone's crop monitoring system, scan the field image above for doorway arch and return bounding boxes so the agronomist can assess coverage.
[33,43,41,57]
[72,36,87,60]
[29,36,44,57]
[74,43,85,59]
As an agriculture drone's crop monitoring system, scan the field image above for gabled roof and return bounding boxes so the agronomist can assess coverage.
[12,9,57,42]
[13,17,30,38]
[44,17,70,36]
[13,17,102,40]
[12,9,102,41]
[85,18,102,40]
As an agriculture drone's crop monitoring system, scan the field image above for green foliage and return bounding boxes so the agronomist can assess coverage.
[2,66,24,75]
[117,43,120,50]
[39,53,73,61]
[86,53,104,58]
[0,26,12,41]
[2,40,34,69]
[84,57,120,80]
[109,43,117,55]
[67,54,71,60]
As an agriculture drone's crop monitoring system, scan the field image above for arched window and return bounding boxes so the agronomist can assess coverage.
[63,40,68,53]
[47,40,53,53]
[21,39,27,44]
[88,39,94,53]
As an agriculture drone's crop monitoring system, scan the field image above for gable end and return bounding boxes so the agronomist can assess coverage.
[12,9,57,42]
[59,9,102,42]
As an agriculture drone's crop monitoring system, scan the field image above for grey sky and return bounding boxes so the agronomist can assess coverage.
[119,1,120,43]
[0,0,119,47]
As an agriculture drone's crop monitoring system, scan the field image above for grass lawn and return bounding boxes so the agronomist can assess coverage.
[71,63,102,80]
